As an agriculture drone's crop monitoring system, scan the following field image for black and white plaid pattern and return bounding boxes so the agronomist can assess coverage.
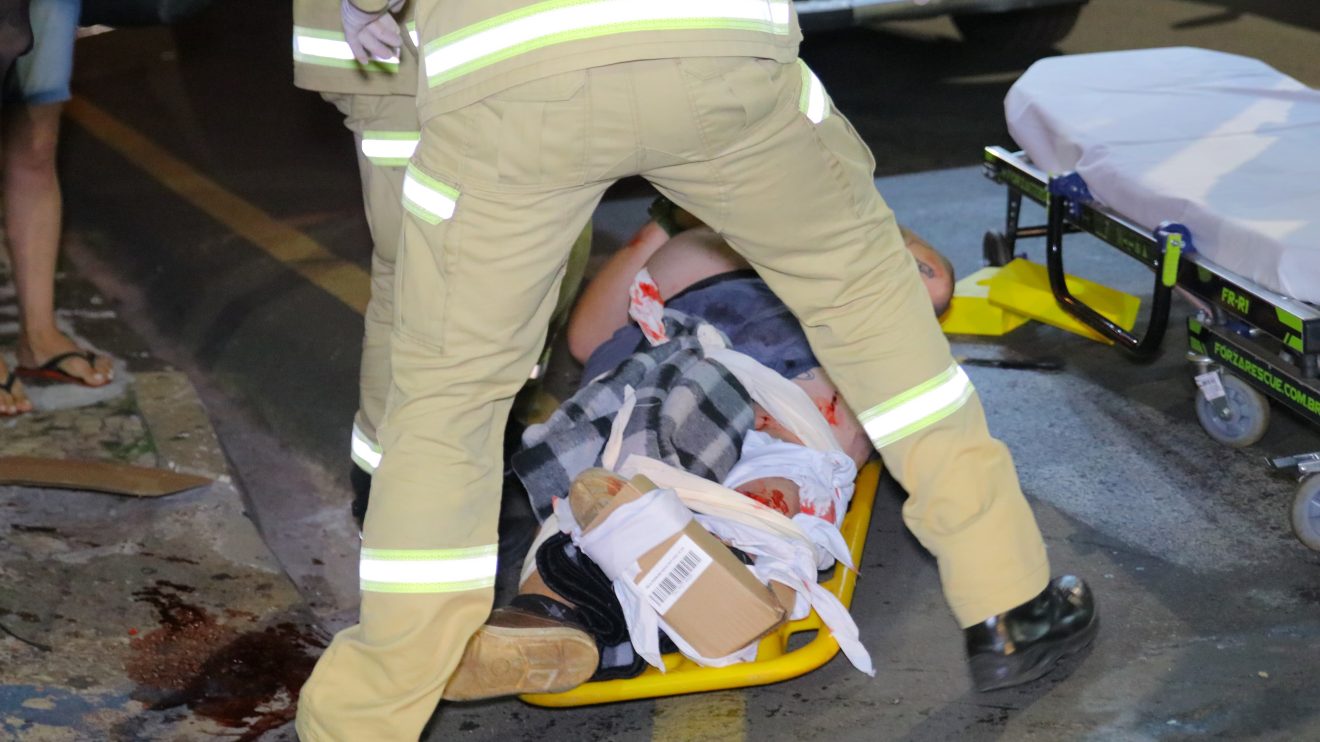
[512,312,755,521]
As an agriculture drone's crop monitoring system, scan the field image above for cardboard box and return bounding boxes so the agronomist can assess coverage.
[584,483,787,660]
[770,579,798,617]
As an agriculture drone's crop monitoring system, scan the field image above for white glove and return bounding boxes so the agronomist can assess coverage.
[341,0,405,65]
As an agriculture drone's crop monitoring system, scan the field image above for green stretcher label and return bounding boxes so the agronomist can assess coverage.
[1212,340,1320,416]
[1220,286,1251,315]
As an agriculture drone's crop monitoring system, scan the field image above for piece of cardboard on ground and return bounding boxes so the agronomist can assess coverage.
[0,455,211,496]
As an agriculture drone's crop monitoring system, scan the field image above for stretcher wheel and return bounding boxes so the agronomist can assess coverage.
[1290,477,1320,552]
[982,231,1014,267]
[1193,373,1270,448]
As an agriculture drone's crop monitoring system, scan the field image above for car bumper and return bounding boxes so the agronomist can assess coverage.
[795,0,1085,31]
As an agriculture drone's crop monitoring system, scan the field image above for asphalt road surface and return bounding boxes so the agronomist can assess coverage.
[57,1,1320,739]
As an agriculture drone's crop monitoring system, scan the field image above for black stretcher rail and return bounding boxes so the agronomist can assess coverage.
[982,146,1320,371]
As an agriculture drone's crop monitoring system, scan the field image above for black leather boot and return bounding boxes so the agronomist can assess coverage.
[965,575,1097,691]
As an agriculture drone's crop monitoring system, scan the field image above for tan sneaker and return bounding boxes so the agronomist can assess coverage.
[443,603,599,701]
[568,468,657,528]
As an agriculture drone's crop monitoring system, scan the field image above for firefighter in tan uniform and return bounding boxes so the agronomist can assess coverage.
[297,1,1098,738]
[292,0,589,493]
[292,0,419,485]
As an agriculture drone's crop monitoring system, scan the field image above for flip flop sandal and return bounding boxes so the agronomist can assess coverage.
[1,368,27,415]
[15,350,107,387]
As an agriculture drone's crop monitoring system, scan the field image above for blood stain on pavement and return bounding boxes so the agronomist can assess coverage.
[127,581,324,740]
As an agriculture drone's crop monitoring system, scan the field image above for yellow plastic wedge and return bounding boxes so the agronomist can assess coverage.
[986,258,1140,345]
[940,266,1031,336]
[520,460,881,707]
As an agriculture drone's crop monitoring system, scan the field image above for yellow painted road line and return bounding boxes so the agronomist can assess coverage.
[64,96,371,315]
[652,692,747,742]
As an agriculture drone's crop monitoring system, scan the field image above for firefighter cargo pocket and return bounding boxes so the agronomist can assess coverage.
[486,69,589,187]
[396,162,459,349]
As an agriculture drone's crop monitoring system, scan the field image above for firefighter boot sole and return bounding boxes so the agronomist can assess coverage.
[443,621,599,701]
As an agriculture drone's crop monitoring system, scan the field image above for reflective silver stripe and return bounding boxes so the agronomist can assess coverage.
[350,422,382,473]
[425,0,793,87]
[403,165,459,225]
[408,21,419,48]
[293,26,400,70]
[859,363,974,449]
[360,544,498,593]
[797,59,829,124]
[361,131,420,167]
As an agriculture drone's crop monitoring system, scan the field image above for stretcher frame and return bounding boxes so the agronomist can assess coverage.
[981,145,1320,546]
[520,459,881,707]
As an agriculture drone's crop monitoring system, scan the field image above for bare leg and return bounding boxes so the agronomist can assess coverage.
[4,101,112,385]
[518,568,574,605]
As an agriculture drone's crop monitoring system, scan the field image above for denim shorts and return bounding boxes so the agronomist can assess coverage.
[9,0,81,105]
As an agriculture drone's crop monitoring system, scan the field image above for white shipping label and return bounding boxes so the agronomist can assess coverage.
[1195,371,1227,401]
[636,534,713,615]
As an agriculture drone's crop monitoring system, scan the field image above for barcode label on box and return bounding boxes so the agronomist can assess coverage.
[636,535,713,614]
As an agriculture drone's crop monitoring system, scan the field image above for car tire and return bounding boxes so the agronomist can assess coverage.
[952,5,1083,51]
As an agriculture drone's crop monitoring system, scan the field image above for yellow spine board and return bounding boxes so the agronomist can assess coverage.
[986,259,1140,345]
[940,266,1031,336]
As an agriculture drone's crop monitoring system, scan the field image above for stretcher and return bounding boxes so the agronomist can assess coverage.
[980,48,1320,549]
[520,459,880,706]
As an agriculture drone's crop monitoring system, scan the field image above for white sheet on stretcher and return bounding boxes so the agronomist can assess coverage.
[1005,47,1320,305]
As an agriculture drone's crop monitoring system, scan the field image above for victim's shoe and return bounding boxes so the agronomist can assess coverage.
[443,596,599,701]
[965,575,1098,692]
[568,468,657,527]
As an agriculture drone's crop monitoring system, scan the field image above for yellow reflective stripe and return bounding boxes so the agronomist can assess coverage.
[859,363,975,449]
[350,422,382,473]
[364,545,498,560]
[424,0,793,88]
[293,26,400,71]
[402,165,459,225]
[797,60,829,124]
[361,130,420,167]
[362,578,495,594]
[360,544,498,593]
[407,21,419,48]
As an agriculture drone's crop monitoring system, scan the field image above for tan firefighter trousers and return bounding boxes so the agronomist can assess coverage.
[327,93,592,471]
[325,92,415,453]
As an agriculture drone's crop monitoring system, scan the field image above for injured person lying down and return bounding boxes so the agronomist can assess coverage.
[439,200,956,702]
